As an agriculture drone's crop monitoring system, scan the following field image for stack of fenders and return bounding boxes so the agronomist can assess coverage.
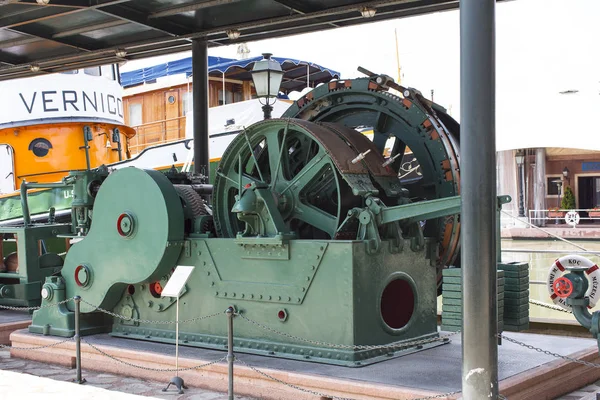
[440,268,505,333]
[497,262,530,331]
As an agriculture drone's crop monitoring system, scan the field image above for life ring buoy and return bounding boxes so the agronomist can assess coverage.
[547,255,600,310]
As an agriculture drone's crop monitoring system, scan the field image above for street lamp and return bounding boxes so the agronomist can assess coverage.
[553,179,563,225]
[563,166,570,183]
[515,149,525,217]
[251,53,284,120]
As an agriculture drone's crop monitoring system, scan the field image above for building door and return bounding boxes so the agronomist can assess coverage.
[0,144,15,194]
[578,176,600,221]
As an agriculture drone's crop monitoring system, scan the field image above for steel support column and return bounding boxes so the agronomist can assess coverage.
[192,39,209,176]
[460,0,498,399]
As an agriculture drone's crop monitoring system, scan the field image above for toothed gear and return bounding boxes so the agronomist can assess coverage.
[174,185,209,218]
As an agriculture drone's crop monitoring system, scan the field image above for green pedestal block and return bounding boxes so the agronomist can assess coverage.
[499,270,529,278]
[104,239,444,367]
[504,316,530,326]
[504,313,530,321]
[443,298,462,306]
[442,268,462,277]
[29,276,112,337]
[504,323,530,332]
[504,297,530,307]
[498,262,529,272]
[504,276,529,287]
[443,276,461,285]
[504,290,530,299]
[442,304,462,313]
[505,304,530,314]
[0,223,71,308]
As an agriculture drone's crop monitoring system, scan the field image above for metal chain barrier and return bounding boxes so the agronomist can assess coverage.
[237,357,461,400]
[0,297,72,312]
[529,299,573,314]
[0,337,73,350]
[236,312,459,350]
[500,334,600,368]
[82,338,227,372]
[79,298,223,325]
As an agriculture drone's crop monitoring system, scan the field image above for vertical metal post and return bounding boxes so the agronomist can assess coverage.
[175,296,180,376]
[517,162,525,217]
[73,295,86,384]
[226,307,234,400]
[460,0,498,399]
[192,39,209,178]
[82,126,91,171]
[20,180,31,226]
[222,72,226,105]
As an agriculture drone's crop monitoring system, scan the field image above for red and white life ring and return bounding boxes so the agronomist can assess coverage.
[547,255,600,310]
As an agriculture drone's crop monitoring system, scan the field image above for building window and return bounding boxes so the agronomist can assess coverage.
[100,65,115,81]
[128,103,142,127]
[546,177,563,196]
[84,67,101,77]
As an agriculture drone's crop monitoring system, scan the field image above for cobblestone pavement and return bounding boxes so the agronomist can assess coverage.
[0,350,256,400]
[555,381,600,400]
[4,348,600,399]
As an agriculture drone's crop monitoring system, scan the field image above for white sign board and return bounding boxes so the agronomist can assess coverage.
[161,266,195,297]
[565,211,580,228]
[0,73,125,128]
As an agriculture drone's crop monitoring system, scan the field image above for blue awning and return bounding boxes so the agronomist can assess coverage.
[120,56,235,88]
[197,56,340,79]
[120,55,340,91]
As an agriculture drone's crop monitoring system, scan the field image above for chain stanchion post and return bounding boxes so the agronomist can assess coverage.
[73,296,86,384]
[226,307,235,400]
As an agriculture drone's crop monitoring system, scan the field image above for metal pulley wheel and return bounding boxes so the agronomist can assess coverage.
[213,119,394,239]
[282,77,462,273]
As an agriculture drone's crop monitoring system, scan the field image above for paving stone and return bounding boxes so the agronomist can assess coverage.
[88,375,122,384]
[21,367,67,377]
[578,386,600,392]
[3,362,28,370]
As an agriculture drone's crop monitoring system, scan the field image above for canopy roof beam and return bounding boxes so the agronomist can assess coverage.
[96,4,191,36]
[150,0,239,19]
[5,27,95,52]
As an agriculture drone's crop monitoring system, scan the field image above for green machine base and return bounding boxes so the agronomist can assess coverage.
[107,238,442,367]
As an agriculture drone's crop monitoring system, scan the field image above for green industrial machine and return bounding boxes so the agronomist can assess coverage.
[26,74,468,366]
[281,70,461,284]
[0,168,108,308]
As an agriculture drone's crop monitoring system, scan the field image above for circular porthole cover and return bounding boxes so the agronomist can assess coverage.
[168,95,176,104]
[28,138,52,157]
[380,278,415,330]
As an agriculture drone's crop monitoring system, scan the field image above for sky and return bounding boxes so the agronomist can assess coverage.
[121,0,600,150]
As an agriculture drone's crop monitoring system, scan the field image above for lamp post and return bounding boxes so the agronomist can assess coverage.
[553,179,563,225]
[515,149,525,217]
[563,166,570,183]
[251,53,284,120]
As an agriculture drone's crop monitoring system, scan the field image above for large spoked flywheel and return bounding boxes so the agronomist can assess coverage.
[213,119,390,240]
[282,78,461,269]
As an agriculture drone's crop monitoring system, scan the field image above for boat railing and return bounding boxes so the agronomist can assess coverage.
[129,116,187,154]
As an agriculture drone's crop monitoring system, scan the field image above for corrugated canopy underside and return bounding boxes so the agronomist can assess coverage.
[0,0,509,81]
